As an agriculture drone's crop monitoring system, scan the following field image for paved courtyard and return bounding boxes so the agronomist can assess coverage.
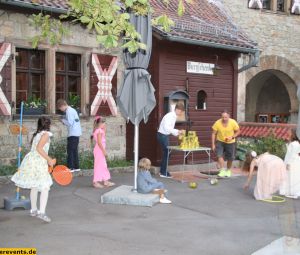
[0,172,300,255]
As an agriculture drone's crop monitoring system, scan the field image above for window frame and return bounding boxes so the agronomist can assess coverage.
[248,0,292,13]
[55,52,81,105]
[196,90,207,110]
[15,48,46,109]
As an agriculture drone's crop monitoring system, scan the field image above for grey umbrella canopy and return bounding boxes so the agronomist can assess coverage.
[117,13,156,190]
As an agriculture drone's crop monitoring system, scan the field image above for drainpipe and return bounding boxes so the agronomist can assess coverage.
[0,0,67,14]
[238,50,260,73]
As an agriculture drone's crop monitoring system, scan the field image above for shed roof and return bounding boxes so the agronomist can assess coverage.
[150,0,258,53]
[1,0,258,53]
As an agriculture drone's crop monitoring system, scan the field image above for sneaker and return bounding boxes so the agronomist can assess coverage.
[30,209,39,217]
[218,169,227,177]
[226,169,232,177]
[37,213,51,223]
[71,169,81,172]
[160,197,172,204]
[159,172,172,179]
[285,195,298,199]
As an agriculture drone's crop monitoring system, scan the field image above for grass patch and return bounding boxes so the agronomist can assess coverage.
[108,158,133,168]
[0,165,17,176]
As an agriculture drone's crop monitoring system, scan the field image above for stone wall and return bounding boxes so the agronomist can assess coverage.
[0,116,126,166]
[222,0,300,122]
[0,9,126,166]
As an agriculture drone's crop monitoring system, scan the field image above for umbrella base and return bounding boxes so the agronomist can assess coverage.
[4,197,31,211]
[101,185,159,207]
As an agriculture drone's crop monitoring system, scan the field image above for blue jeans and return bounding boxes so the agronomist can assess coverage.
[157,132,169,175]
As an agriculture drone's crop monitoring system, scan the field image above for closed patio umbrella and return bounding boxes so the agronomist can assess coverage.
[117,14,156,190]
[297,86,300,139]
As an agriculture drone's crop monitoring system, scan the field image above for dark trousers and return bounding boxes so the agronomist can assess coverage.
[67,136,79,169]
[157,132,169,175]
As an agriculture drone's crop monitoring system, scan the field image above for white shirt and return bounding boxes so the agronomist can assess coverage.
[158,111,179,136]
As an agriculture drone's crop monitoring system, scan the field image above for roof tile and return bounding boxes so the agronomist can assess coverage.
[17,0,69,9]
[150,0,257,50]
[10,0,257,51]
[239,122,296,141]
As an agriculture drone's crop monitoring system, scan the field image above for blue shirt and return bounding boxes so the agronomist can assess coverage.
[62,106,82,137]
[137,170,164,193]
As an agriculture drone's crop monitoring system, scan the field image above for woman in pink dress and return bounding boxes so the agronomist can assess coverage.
[243,151,287,200]
[92,116,115,188]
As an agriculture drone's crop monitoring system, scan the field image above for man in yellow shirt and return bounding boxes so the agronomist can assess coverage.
[211,110,240,177]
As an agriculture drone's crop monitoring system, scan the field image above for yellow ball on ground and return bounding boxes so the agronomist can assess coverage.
[189,182,197,189]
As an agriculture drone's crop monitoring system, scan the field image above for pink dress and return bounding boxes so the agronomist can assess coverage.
[93,128,110,182]
[254,153,287,200]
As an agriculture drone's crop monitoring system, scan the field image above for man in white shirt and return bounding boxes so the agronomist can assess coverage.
[157,103,185,178]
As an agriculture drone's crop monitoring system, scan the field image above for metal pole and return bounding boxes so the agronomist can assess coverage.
[15,101,24,200]
[133,122,139,191]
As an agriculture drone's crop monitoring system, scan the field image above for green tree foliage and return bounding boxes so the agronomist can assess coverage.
[29,0,191,52]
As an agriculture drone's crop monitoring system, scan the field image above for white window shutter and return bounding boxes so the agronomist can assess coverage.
[248,0,263,9]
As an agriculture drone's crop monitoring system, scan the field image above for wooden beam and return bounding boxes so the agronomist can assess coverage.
[46,47,56,114]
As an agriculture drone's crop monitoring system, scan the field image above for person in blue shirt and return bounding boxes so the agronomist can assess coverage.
[137,158,172,204]
[57,99,82,171]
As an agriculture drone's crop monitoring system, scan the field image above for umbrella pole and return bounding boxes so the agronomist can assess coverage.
[133,123,139,192]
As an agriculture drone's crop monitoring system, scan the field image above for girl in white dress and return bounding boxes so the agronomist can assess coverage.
[11,117,56,222]
[280,129,300,199]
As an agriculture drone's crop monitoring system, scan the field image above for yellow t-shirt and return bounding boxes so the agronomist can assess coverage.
[212,118,239,143]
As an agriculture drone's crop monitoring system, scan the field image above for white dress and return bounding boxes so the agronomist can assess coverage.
[11,131,53,191]
[280,141,300,198]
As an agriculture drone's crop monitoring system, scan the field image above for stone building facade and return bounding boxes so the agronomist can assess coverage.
[0,7,126,165]
[222,0,300,124]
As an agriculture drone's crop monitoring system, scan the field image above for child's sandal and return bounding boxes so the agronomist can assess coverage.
[104,181,115,187]
[93,182,104,188]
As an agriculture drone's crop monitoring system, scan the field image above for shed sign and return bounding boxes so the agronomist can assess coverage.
[186,61,215,75]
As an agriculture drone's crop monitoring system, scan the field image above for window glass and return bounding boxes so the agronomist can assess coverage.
[277,0,284,11]
[56,53,65,71]
[56,53,81,111]
[197,90,207,110]
[263,0,271,9]
[16,48,45,111]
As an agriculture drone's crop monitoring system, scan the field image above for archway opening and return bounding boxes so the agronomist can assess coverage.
[246,69,297,123]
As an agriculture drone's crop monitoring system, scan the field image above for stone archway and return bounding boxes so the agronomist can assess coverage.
[238,55,300,123]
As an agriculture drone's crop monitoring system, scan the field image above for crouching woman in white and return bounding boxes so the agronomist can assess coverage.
[280,129,300,199]
[243,151,287,200]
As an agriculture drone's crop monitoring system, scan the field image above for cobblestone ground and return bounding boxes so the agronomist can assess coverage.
[0,173,300,255]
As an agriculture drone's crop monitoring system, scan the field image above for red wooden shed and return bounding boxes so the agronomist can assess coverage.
[126,0,259,165]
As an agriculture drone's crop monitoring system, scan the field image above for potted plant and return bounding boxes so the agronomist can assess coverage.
[68,92,80,113]
[23,96,47,115]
